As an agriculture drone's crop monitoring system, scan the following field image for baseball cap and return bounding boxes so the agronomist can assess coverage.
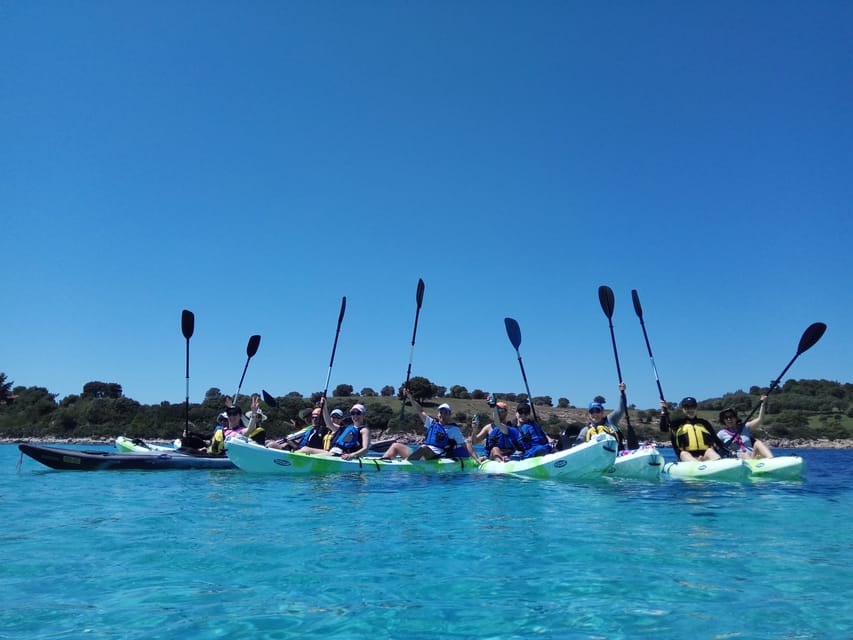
[588,402,604,412]
[516,402,531,413]
[681,397,698,408]
[437,403,452,413]
[330,409,344,418]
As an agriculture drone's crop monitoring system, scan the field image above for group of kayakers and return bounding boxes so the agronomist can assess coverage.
[660,395,774,462]
[197,384,775,464]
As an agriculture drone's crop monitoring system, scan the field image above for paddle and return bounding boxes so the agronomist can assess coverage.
[504,317,539,425]
[731,322,827,442]
[322,296,347,400]
[400,278,425,420]
[631,289,666,404]
[261,389,278,408]
[597,286,639,450]
[233,334,261,406]
[181,309,194,439]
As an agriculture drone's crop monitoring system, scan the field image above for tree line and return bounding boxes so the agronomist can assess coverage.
[1,372,852,442]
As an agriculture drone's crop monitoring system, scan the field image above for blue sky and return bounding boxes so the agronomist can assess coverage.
[3,2,850,413]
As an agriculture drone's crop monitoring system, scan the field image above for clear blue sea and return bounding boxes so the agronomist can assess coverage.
[4,444,852,640]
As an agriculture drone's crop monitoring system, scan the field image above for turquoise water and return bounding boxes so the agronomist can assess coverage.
[4,445,852,640]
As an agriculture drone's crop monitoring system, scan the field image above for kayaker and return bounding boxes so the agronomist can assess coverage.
[269,407,329,451]
[297,401,370,460]
[660,396,730,462]
[383,390,479,461]
[514,401,554,458]
[471,400,510,446]
[717,396,774,459]
[482,395,525,462]
[569,383,627,450]
[238,394,267,444]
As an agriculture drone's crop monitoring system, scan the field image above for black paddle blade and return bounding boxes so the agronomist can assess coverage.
[504,317,522,350]
[598,286,615,319]
[262,390,278,408]
[416,278,425,308]
[338,296,347,324]
[247,334,261,357]
[181,309,194,339]
[631,289,643,319]
[798,322,827,355]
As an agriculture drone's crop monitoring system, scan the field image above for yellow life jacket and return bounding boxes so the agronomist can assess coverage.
[586,423,617,441]
[208,428,225,455]
[675,421,714,453]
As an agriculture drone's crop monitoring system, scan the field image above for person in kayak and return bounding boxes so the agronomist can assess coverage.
[471,400,510,447]
[514,401,554,458]
[237,394,267,444]
[717,396,774,459]
[660,396,730,461]
[277,407,328,450]
[481,395,525,462]
[567,383,627,450]
[296,401,370,460]
[382,390,479,461]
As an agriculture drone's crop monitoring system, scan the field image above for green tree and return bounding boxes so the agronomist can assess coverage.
[0,372,13,404]
[380,385,395,397]
[557,397,570,408]
[333,384,354,397]
[449,385,470,399]
[403,376,435,403]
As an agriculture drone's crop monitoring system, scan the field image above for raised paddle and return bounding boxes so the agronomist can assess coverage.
[233,334,261,406]
[631,289,666,404]
[731,322,827,441]
[322,296,347,399]
[504,317,539,425]
[400,278,425,420]
[261,389,278,408]
[598,286,639,450]
[181,309,195,438]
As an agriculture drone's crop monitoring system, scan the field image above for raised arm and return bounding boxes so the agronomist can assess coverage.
[745,396,767,429]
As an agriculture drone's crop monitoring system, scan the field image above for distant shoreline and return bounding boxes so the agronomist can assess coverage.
[4,436,853,450]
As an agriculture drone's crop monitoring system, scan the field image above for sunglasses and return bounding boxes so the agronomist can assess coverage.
[350,411,362,416]
[589,408,603,414]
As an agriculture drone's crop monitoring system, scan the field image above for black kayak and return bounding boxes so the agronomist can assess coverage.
[18,443,236,471]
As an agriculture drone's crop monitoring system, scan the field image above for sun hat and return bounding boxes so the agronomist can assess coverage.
[350,403,367,414]
[245,409,267,422]
[719,407,738,423]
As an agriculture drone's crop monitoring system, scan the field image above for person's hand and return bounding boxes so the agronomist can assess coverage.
[487,393,496,408]
[618,382,626,392]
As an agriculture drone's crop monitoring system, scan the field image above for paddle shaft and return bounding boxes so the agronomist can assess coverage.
[401,278,425,419]
[631,289,666,402]
[181,310,195,438]
[234,335,261,405]
[598,287,639,450]
[504,317,539,424]
[323,296,347,398]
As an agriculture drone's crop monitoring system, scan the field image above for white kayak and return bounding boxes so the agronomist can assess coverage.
[478,433,617,480]
[225,436,480,475]
[745,455,805,480]
[606,446,664,481]
[662,457,749,482]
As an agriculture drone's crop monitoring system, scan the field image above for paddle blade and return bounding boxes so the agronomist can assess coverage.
[262,390,278,408]
[181,309,194,339]
[598,286,615,319]
[504,317,522,350]
[247,334,261,357]
[631,289,643,319]
[416,278,425,308]
[338,296,347,324]
[797,322,826,355]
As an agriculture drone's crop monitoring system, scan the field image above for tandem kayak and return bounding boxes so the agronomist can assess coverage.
[478,433,617,480]
[744,455,805,480]
[225,436,481,474]
[607,446,665,481]
[662,458,749,482]
[18,443,236,471]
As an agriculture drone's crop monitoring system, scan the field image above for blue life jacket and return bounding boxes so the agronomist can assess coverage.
[486,426,523,452]
[424,418,450,450]
[519,420,549,447]
[332,425,362,453]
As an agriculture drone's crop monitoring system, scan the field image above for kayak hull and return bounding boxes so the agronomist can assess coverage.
[662,458,749,482]
[607,446,664,481]
[478,434,617,480]
[745,455,805,480]
[18,443,235,471]
[225,436,480,474]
